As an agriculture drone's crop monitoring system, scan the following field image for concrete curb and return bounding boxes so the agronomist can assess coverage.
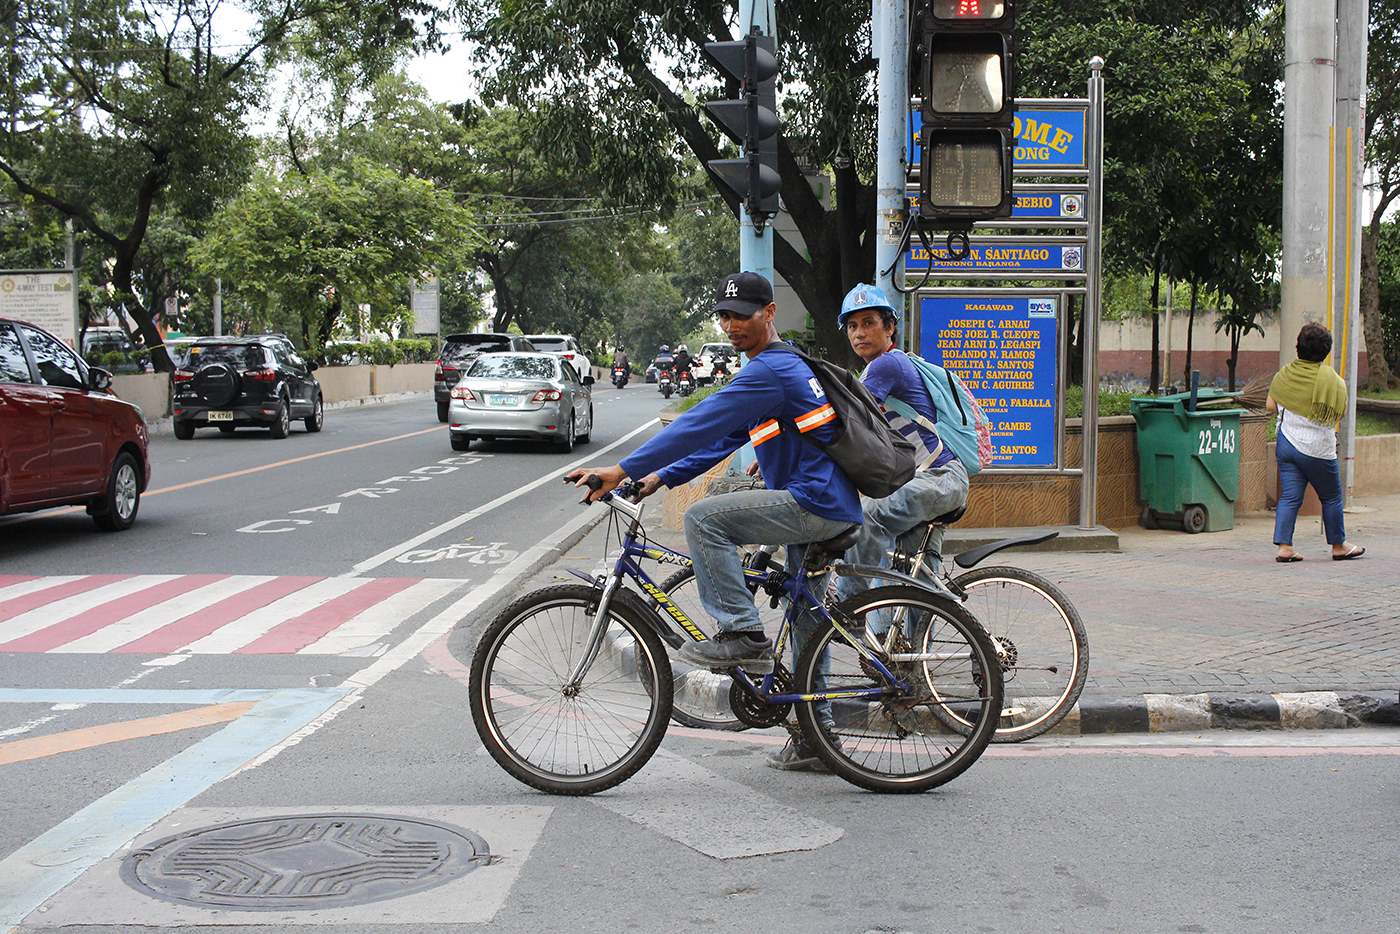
[1056,690,1400,735]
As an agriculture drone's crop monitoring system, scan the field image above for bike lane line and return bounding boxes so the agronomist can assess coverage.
[348,417,660,574]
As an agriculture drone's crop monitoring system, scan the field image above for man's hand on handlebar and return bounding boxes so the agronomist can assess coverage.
[565,465,627,503]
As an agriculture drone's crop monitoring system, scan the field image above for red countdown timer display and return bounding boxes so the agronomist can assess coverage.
[931,1,1007,21]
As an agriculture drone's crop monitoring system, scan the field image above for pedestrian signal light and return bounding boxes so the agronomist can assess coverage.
[918,0,1016,225]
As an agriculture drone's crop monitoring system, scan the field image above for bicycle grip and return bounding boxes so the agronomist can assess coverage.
[577,473,602,504]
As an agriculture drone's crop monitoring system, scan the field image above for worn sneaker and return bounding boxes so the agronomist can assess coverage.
[765,740,833,773]
[676,631,775,673]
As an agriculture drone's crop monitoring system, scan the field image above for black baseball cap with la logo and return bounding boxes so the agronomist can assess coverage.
[713,271,774,317]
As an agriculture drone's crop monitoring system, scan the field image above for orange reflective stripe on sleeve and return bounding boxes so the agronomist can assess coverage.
[749,419,781,446]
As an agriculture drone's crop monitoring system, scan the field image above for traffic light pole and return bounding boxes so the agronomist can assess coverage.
[874,0,910,306]
[737,0,775,281]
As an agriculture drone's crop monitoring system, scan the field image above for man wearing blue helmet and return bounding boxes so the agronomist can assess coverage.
[839,281,968,561]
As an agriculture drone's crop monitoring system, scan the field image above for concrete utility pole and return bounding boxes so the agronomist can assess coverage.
[737,0,776,282]
[1333,0,1368,505]
[1280,0,1337,363]
[873,0,910,304]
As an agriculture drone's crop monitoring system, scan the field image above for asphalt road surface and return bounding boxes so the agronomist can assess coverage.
[2,387,1397,933]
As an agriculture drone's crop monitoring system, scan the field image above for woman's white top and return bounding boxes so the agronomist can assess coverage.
[1278,407,1338,460]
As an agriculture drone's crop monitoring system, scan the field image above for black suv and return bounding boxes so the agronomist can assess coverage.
[173,336,323,439]
[434,333,535,421]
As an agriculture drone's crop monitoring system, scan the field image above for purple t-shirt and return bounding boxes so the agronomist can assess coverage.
[862,349,956,468]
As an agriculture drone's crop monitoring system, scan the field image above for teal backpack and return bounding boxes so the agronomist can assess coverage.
[879,352,994,476]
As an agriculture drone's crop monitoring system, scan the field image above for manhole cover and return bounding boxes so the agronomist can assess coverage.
[121,813,490,910]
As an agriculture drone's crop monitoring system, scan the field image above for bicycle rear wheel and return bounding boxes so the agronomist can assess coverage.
[469,584,672,795]
[793,585,1002,793]
[659,562,785,732]
[948,566,1088,742]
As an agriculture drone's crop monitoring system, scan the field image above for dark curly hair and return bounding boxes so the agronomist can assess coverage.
[1296,322,1333,363]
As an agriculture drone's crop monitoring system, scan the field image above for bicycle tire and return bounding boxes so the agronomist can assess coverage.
[658,564,786,732]
[948,566,1089,742]
[469,583,672,795]
[793,585,1002,793]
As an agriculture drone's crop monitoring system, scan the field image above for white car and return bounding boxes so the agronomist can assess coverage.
[523,335,592,381]
[693,342,737,385]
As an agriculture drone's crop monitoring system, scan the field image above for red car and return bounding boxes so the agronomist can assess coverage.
[0,316,151,530]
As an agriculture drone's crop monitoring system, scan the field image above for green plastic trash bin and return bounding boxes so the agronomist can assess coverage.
[1130,390,1246,533]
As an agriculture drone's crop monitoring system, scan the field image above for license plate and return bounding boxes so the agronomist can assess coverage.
[206,410,233,422]
[487,394,520,407]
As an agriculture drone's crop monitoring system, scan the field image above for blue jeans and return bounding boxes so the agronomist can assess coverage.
[1274,429,1345,546]
[685,489,853,733]
[834,459,971,605]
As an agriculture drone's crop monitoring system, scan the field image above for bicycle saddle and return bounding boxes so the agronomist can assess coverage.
[932,505,968,526]
[801,525,862,571]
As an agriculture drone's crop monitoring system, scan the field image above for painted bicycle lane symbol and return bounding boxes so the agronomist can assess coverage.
[394,540,518,565]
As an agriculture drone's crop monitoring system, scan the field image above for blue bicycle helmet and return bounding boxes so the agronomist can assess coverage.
[837,283,899,329]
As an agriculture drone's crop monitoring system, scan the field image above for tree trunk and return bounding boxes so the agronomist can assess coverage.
[1360,222,1398,389]
[1149,262,1161,394]
[1184,282,1198,389]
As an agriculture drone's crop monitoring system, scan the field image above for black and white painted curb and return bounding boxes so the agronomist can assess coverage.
[1060,691,1400,734]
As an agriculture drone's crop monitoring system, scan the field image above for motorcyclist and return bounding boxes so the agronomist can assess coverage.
[611,346,629,369]
[654,345,675,387]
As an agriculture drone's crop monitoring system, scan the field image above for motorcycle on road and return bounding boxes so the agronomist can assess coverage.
[612,365,629,389]
[658,367,674,399]
[677,368,696,397]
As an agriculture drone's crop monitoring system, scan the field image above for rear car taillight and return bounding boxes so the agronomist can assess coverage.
[450,386,476,401]
[173,369,193,382]
[244,368,278,381]
[532,389,562,402]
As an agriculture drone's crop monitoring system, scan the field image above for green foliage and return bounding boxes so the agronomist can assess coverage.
[322,338,437,366]
[673,386,723,412]
[1065,386,1138,420]
[1377,220,1400,376]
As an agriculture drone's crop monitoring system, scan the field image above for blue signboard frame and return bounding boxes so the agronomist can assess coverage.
[907,238,1085,275]
[918,293,1059,468]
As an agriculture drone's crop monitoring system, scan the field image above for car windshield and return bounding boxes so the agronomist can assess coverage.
[187,344,264,368]
[468,355,557,381]
[529,338,569,353]
[442,338,510,363]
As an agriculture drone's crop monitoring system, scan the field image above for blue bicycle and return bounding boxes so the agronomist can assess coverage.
[469,479,1004,795]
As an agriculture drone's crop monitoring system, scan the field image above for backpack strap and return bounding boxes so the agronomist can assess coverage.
[881,395,944,470]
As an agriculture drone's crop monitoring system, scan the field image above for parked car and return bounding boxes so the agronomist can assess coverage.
[522,334,592,381]
[0,316,151,530]
[172,336,322,439]
[81,326,144,373]
[645,362,659,383]
[447,352,594,453]
[434,333,536,422]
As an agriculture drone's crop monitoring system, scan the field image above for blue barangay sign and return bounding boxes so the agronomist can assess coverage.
[919,294,1059,468]
[906,240,1084,274]
[910,106,1087,172]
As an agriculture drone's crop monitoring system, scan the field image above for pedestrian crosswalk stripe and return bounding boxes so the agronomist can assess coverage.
[0,575,468,656]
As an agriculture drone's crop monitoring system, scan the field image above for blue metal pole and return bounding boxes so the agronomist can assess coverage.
[873,0,910,303]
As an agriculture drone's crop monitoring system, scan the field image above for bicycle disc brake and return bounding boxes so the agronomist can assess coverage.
[729,665,794,728]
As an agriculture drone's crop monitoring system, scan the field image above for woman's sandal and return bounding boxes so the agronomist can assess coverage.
[1332,546,1366,561]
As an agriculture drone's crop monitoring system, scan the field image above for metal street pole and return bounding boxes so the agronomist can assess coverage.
[1334,0,1368,507]
[873,0,909,307]
[1079,57,1105,531]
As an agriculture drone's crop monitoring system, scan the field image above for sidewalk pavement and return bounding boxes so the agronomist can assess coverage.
[521,490,1400,737]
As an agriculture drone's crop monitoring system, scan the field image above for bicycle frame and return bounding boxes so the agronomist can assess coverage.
[567,487,938,708]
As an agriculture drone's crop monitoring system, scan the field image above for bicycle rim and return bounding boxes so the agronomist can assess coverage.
[950,566,1089,742]
[470,584,672,795]
[794,585,1002,793]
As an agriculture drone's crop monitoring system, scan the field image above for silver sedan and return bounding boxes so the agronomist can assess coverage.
[447,353,594,453]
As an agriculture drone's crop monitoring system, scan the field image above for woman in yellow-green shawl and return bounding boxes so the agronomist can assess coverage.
[1265,322,1364,562]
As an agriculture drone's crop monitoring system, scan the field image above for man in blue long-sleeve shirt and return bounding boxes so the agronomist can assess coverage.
[568,272,862,673]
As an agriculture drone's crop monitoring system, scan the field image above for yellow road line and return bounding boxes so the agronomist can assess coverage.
[0,701,257,765]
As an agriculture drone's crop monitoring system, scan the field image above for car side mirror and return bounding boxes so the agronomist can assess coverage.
[89,367,114,393]
[583,375,595,386]
[308,360,319,371]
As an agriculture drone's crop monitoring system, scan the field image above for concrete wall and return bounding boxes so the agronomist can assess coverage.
[1098,317,1371,387]
[111,373,170,418]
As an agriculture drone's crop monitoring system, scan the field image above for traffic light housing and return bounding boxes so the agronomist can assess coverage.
[918,0,1016,227]
[703,32,781,224]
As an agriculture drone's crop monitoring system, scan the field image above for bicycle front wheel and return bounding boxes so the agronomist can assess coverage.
[469,584,672,795]
[949,566,1088,742]
[793,585,1002,793]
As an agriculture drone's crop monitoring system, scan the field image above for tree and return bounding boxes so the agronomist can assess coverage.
[0,0,441,368]
[189,160,476,351]
[1359,0,1400,389]
[460,0,878,364]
